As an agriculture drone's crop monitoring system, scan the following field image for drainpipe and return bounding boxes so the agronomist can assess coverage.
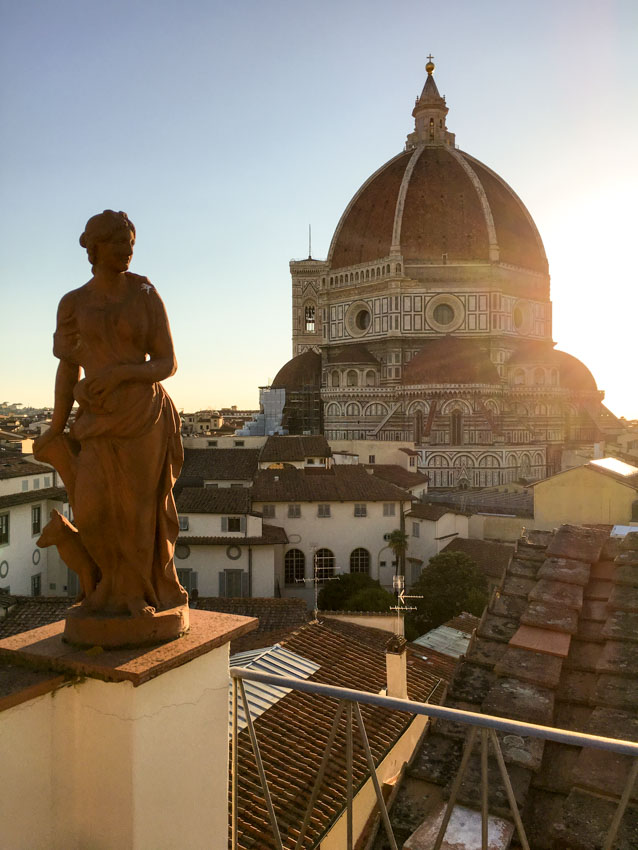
[248,546,253,598]
[400,501,406,578]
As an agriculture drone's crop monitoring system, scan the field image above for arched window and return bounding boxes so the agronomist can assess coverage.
[513,369,525,386]
[551,369,559,386]
[350,548,370,574]
[284,549,305,585]
[429,117,435,140]
[355,271,360,282]
[326,402,340,416]
[331,371,340,387]
[365,370,376,387]
[346,370,358,387]
[534,368,545,386]
[350,273,354,282]
[415,409,424,443]
[451,410,463,445]
[365,403,388,416]
[365,269,370,280]
[346,402,360,416]
[304,303,316,333]
[315,549,335,583]
[386,264,391,274]
[396,263,402,274]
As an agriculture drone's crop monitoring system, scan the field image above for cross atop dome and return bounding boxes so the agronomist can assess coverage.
[407,57,456,149]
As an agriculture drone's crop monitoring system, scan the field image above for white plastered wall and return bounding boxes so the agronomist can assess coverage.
[0,645,230,850]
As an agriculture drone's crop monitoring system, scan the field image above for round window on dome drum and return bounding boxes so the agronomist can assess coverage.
[355,309,371,330]
[513,306,524,328]
[433,303,455,325]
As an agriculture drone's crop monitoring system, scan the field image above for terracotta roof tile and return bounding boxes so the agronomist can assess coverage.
[441,537,513,579]
[364,465,429,489]
[0,486,67,509]
[178,448,260,486]
[252,465,411,503]
[179,524,288,547]
[259,435,331,462]
[176,487,250,514]
[233,618,451,849]
[0,458,54,480]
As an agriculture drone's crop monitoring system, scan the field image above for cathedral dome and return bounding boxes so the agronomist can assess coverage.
[507,343,597,391]
[402,337,501,385]
[271,349,321,389]
[328,66,547,276]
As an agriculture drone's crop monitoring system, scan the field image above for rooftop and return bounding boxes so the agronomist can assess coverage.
[252,464,411,503]
[176,487,251,515]
[259,435,332,462]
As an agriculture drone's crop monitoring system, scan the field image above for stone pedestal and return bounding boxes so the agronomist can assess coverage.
[0,610,257,850]
[63,603,190,648]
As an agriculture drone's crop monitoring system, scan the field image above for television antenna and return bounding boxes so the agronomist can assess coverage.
[297,545,337,621]
[389,574,422,637]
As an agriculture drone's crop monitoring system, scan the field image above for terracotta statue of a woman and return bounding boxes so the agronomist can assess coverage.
[35,210,188,642]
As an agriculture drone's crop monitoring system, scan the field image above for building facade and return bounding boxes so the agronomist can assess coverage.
[271,61,613,487]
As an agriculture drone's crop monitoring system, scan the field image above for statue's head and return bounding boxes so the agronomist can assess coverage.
[79,210,136,267]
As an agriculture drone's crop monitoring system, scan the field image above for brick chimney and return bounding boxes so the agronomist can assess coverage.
[386,634,408,699]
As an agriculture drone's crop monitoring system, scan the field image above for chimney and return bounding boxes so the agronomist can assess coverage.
[386,634,408,699]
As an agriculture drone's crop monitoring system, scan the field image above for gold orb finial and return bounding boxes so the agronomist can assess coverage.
[426,54,435,75]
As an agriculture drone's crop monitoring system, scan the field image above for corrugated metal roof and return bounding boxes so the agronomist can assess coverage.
[413,625,471,658]
[229,644,320,733]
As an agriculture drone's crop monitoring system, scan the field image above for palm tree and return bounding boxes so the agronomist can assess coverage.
[388,528,408,578]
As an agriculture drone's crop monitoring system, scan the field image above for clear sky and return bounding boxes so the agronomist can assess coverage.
[2,0,637,417]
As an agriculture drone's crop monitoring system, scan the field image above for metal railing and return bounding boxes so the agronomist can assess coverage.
[230,667,638,850]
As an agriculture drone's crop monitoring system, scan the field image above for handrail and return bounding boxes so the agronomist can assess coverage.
[230,666,638,757]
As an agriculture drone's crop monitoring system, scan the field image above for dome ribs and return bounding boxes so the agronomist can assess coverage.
[399,146,490,263]
[463,154,548,273]
[329,152,411,270]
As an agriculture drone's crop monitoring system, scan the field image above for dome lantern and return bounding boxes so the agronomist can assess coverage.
[407,57,456,149]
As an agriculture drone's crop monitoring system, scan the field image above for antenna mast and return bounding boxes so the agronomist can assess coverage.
[308,224,312,259]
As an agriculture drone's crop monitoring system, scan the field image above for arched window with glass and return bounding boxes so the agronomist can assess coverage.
[450,410,464,445]
[350,548,370,575]
[304,303,316,333]
[315,548,335,583]
[284,549,305,585]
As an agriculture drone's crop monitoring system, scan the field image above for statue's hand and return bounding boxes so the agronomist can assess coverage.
[34,424,65,454]
[88,368,125,401]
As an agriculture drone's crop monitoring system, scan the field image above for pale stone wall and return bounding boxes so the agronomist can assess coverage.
[319,611,399,634]
[469,513,536,542]
[0,645,230,850]
[533,466,637,529]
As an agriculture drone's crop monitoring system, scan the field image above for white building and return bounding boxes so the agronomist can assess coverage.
[251,464,412,606]
[175,487,287,597]
[0,457,68,596]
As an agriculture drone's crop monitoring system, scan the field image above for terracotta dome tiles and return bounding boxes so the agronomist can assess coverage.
[329,152,411,269]
[402,337,501,385]
[401,147,490,262]
[329,145,548,275]
[271,350,321,390]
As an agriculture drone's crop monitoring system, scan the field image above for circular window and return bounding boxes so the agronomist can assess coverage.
[0,560,8,579]
[32,549,41,566]
[355,309,371,330]
[345,300,373,338]
[426,295,465,333]
[433,304,455,326]
[512,301,532,334]
[226,545,242,561]
[175,543,191,560]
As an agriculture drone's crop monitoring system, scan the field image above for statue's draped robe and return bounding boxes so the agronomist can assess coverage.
[52,273,185,613]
